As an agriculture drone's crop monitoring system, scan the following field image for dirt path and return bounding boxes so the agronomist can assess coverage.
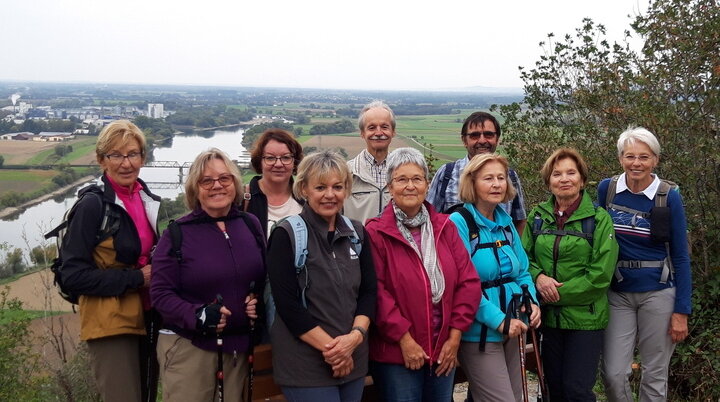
[4,269,74,312]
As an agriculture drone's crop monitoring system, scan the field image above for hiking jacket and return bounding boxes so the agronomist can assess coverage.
[449,203,535,343]
[366,201,481,365]
[521,191,619,330]
[60,174,161,341]
[267,205,377,387]
[151,206,266,354]
[344,154,391,223]
[244,175,304,238]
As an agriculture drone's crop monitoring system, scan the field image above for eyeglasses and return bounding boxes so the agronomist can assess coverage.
[464,131,498,140]
[105,152,143,165]
[262,155,294,165]
[198,174,235,189]
[622,154,654,163]
[393,176,426,187]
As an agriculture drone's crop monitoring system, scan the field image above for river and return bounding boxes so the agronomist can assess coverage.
[0,127,247,262]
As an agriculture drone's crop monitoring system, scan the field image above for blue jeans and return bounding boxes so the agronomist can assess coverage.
[281,377,365,402]
[371,362,455,402]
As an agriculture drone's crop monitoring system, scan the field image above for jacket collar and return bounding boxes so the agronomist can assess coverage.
[367,200,450,244]
[536,190,596,222]
[462,202,513,230]
[299,204,355,239]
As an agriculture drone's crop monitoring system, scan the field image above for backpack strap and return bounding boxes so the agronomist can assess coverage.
[433,161,456,213]
[605,175,620,208]
[167,220,184,264]
[243,183,251,212]
[284,215,309,274]
[340,215,363,256]
[532,207,596,247]
[611,179,679,284]
[456,207,480,256]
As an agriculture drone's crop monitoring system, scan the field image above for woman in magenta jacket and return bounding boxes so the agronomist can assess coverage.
[365,147,481,402]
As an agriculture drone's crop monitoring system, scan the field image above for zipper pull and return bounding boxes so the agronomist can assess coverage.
[233,350,238,367]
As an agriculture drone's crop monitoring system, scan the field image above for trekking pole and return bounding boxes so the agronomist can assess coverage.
[247,282,256,402]
[521,284,548,401]
[215,294,224,402]
[512,293,530,402]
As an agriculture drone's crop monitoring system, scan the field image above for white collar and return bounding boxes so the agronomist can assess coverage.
[616,173,660,200]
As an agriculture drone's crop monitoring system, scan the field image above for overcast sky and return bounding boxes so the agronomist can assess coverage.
[0,0,649,91]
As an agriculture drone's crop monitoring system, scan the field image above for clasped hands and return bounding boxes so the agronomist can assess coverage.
[323,330,364,378]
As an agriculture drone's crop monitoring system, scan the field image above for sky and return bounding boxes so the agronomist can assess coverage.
[0,0,649,91]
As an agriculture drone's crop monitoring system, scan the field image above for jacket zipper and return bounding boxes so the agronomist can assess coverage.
[221,226,241,362]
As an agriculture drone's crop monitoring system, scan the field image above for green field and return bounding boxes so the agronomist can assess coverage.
[0,170,57,196]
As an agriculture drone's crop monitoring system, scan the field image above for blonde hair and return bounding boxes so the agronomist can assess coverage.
[95,120,147,165]
[293,150,352,200]
[458,153,516,204]
[184,148,243,211]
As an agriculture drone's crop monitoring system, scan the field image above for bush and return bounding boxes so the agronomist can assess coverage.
[670,273,720,400]
[0,247,26,278]
[0,289,46,400]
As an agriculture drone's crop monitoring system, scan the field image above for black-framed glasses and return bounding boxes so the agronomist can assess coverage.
[104,152,143,165]
[464,131,497,140]
[393,176,426,187]
[198,174,235,189]
[262,155,294,165]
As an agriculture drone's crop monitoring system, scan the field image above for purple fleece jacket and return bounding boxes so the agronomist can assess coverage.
[151,207,266,353]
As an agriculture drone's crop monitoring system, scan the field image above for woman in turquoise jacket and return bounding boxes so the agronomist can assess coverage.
[521,148,618,401]
[450,153,540,402]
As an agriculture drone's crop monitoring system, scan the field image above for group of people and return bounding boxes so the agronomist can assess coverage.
[59,100,691,402]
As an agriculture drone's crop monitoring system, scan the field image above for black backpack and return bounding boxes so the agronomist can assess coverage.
[448,204,514,263]
[44,188,120,305]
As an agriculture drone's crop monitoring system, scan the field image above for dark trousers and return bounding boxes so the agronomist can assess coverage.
[542,327,603,402]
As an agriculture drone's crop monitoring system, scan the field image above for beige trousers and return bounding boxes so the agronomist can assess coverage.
[459,337,523,402]
[157,333,249,402]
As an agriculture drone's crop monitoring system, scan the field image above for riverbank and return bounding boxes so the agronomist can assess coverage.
[0,175,96,219]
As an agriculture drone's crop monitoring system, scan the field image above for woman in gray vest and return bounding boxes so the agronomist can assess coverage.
[598,127,692,402]
[267,150,377,402]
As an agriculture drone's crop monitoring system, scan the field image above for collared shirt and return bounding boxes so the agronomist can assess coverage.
[427,156,527,221]
[615,172,661,200]
[361,149,387,189]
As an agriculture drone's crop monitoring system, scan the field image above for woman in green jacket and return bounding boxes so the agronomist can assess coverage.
[521,148,618,401]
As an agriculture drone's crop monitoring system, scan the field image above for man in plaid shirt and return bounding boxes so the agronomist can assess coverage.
[427,111,527,234]
[344,101,396,222]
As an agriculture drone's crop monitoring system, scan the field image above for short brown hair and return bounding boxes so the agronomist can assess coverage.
[293,150,352,200]
[458,153,516,204]
[249,129,303,174]
[540,148,588,188]
[95,120,147,165]
[184,148,243,211]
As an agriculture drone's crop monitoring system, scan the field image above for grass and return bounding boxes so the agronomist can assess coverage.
[0,170,57,196]
[25,148,56,165]
[0,308,61,324]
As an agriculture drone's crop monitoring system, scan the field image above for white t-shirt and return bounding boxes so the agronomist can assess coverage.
[267,197,303,238]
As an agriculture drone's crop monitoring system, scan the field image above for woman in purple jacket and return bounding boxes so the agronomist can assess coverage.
[365,147,481,402]
[151,148,266,402]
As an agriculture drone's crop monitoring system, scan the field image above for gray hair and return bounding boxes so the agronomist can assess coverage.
[357,100,396,131]
[617,126,661,157]
[386,147,429,181]
[293,150,352,200]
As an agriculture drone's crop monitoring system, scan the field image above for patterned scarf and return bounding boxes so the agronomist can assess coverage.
[392,201,445,303]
